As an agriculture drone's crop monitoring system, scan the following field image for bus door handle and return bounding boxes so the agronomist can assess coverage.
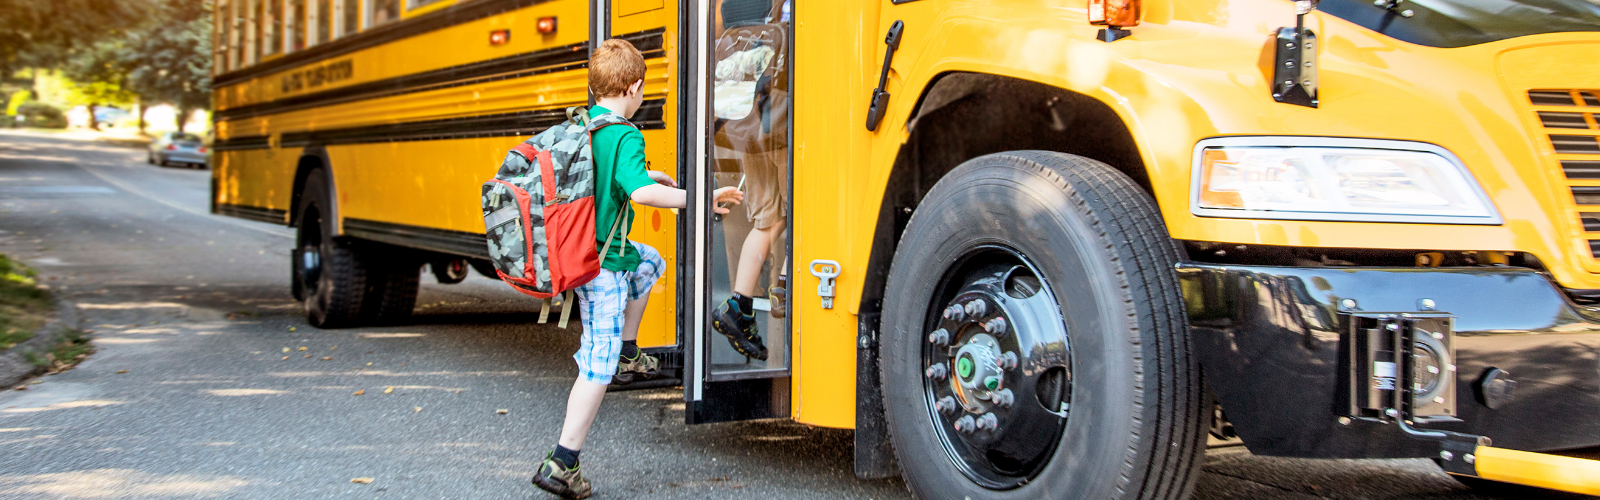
[810,260,841,309]
[865,20,904,132]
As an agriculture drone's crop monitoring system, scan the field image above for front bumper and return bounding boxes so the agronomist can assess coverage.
[161,151,208,164]
[1179,263,1600,458]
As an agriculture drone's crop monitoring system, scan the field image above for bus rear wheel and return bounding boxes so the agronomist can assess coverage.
[880,151,1206,499]
[361,256,420,325]
[295,172,371,328]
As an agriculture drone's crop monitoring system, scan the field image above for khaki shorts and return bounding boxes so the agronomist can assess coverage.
[736,147,789,230]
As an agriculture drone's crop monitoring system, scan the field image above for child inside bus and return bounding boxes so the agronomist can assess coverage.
[532,38,743,500]
[710,0,792,362]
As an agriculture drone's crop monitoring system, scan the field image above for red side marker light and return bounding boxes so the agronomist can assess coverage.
[490,29,511,46]
[536,17,557,34]
[166,144,177,151]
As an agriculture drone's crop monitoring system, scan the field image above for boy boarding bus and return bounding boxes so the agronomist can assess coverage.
[212,0,1600,497]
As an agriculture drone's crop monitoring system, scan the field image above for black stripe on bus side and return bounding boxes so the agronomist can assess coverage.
[344,218,491,259]
[215,203,289,225]
[279,98,665,147]
[214,29,668,122]
[216,0,552,88]
[213,135,272,151]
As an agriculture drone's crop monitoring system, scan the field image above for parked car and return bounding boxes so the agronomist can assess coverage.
[148,131,209,168]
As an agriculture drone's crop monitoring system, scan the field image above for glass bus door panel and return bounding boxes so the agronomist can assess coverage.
[680,0,794,423]
[704,0,792,380]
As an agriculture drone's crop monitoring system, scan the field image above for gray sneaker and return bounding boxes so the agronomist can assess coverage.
[532,454,592,499]
[613,350,660,385]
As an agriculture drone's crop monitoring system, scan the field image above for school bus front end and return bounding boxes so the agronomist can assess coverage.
[831,0,1600,497]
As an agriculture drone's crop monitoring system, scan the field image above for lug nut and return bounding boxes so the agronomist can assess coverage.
[943,304,966,322]
[983,376,1002,391]
[991,389,1015,408]
[926,363,948,380]
[928,328,950,346]
[954,415,976,433]
[998,351,1019,370]
[936,396,958,415]
[975,413,999,431]
[963,300,987,318]
[983,317,1008,336]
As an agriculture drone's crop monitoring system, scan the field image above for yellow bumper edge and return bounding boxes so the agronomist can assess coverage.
[1472,446,1600,495]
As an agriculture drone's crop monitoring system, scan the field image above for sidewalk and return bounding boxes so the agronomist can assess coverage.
[2,127,154,149]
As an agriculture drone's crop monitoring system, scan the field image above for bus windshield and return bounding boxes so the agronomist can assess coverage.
[1317,0,1600,47]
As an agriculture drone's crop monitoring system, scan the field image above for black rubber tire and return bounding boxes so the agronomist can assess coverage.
[298,172,371,328]
[146,153,155,165]
[361,255,420,325]
[430,259,470,284]
[880,151,1206,500]
[468,258,499,279]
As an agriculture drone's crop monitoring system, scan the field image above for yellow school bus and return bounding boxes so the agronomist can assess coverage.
[212,0,1600,497]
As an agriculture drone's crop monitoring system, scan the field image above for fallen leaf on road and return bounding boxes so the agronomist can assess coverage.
[496,409,508,414]
[282,348,290,353]
[330,346,337,350]
[115,370,128,374]
[321,356,333,361]
[366,362,372,366]
[13,386,25,391]
[281,356,289,361]
[304,355,312,358]
[288,327,297,332]
[350,477,373,484]
[414,407,422,412]
[383,386,393,394]
[353,390,365,396]
[298,347,307,351]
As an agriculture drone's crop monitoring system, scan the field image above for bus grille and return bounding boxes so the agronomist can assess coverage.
[1529,89,1600,259]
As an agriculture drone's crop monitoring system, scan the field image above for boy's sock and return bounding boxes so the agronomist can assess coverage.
[620,340,639,360]
[733,293,754,317]
[553,444,580,468]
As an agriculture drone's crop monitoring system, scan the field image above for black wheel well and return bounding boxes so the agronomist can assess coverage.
[860,72,1149,315]
[289,146,332,228]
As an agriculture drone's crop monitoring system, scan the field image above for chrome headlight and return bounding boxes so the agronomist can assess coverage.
[1190,137,1501,224]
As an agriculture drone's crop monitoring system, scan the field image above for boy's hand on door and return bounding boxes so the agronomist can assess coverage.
[712,186,744,214]
[648,170,678,188]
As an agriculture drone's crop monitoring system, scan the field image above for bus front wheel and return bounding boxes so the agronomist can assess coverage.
[295,172,371,328]
[880,151,1206,499]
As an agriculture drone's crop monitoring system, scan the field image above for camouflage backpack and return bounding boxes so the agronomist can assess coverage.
[481,107,636,322]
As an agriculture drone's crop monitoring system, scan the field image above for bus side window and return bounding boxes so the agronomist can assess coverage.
[368,0,401,26]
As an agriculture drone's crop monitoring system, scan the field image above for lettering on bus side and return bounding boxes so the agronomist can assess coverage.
[280,59,356,94]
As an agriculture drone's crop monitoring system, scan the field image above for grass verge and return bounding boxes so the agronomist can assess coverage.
[0,254,51,351]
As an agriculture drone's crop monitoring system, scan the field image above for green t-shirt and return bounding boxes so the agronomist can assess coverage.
[590,105,657,272]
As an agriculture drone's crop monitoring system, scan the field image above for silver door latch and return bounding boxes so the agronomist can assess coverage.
[810,260,841,309]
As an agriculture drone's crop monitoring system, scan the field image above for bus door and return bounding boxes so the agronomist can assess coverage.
[680,0,795,423]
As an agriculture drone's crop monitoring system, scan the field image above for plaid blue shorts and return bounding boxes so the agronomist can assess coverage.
[572,241,664,385]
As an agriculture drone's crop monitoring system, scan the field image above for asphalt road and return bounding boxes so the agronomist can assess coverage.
[0,130,1588,499]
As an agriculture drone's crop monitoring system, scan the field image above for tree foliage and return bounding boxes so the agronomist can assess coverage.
[123,0,214,129]
[54,0,213,130]
[0,0,152,76]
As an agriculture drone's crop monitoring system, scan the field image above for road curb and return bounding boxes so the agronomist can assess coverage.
[0,297,81,388]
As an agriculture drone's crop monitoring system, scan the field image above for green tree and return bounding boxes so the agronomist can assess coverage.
[59,0,212,133]
[123,0,214,132]
[0,0,152,78]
